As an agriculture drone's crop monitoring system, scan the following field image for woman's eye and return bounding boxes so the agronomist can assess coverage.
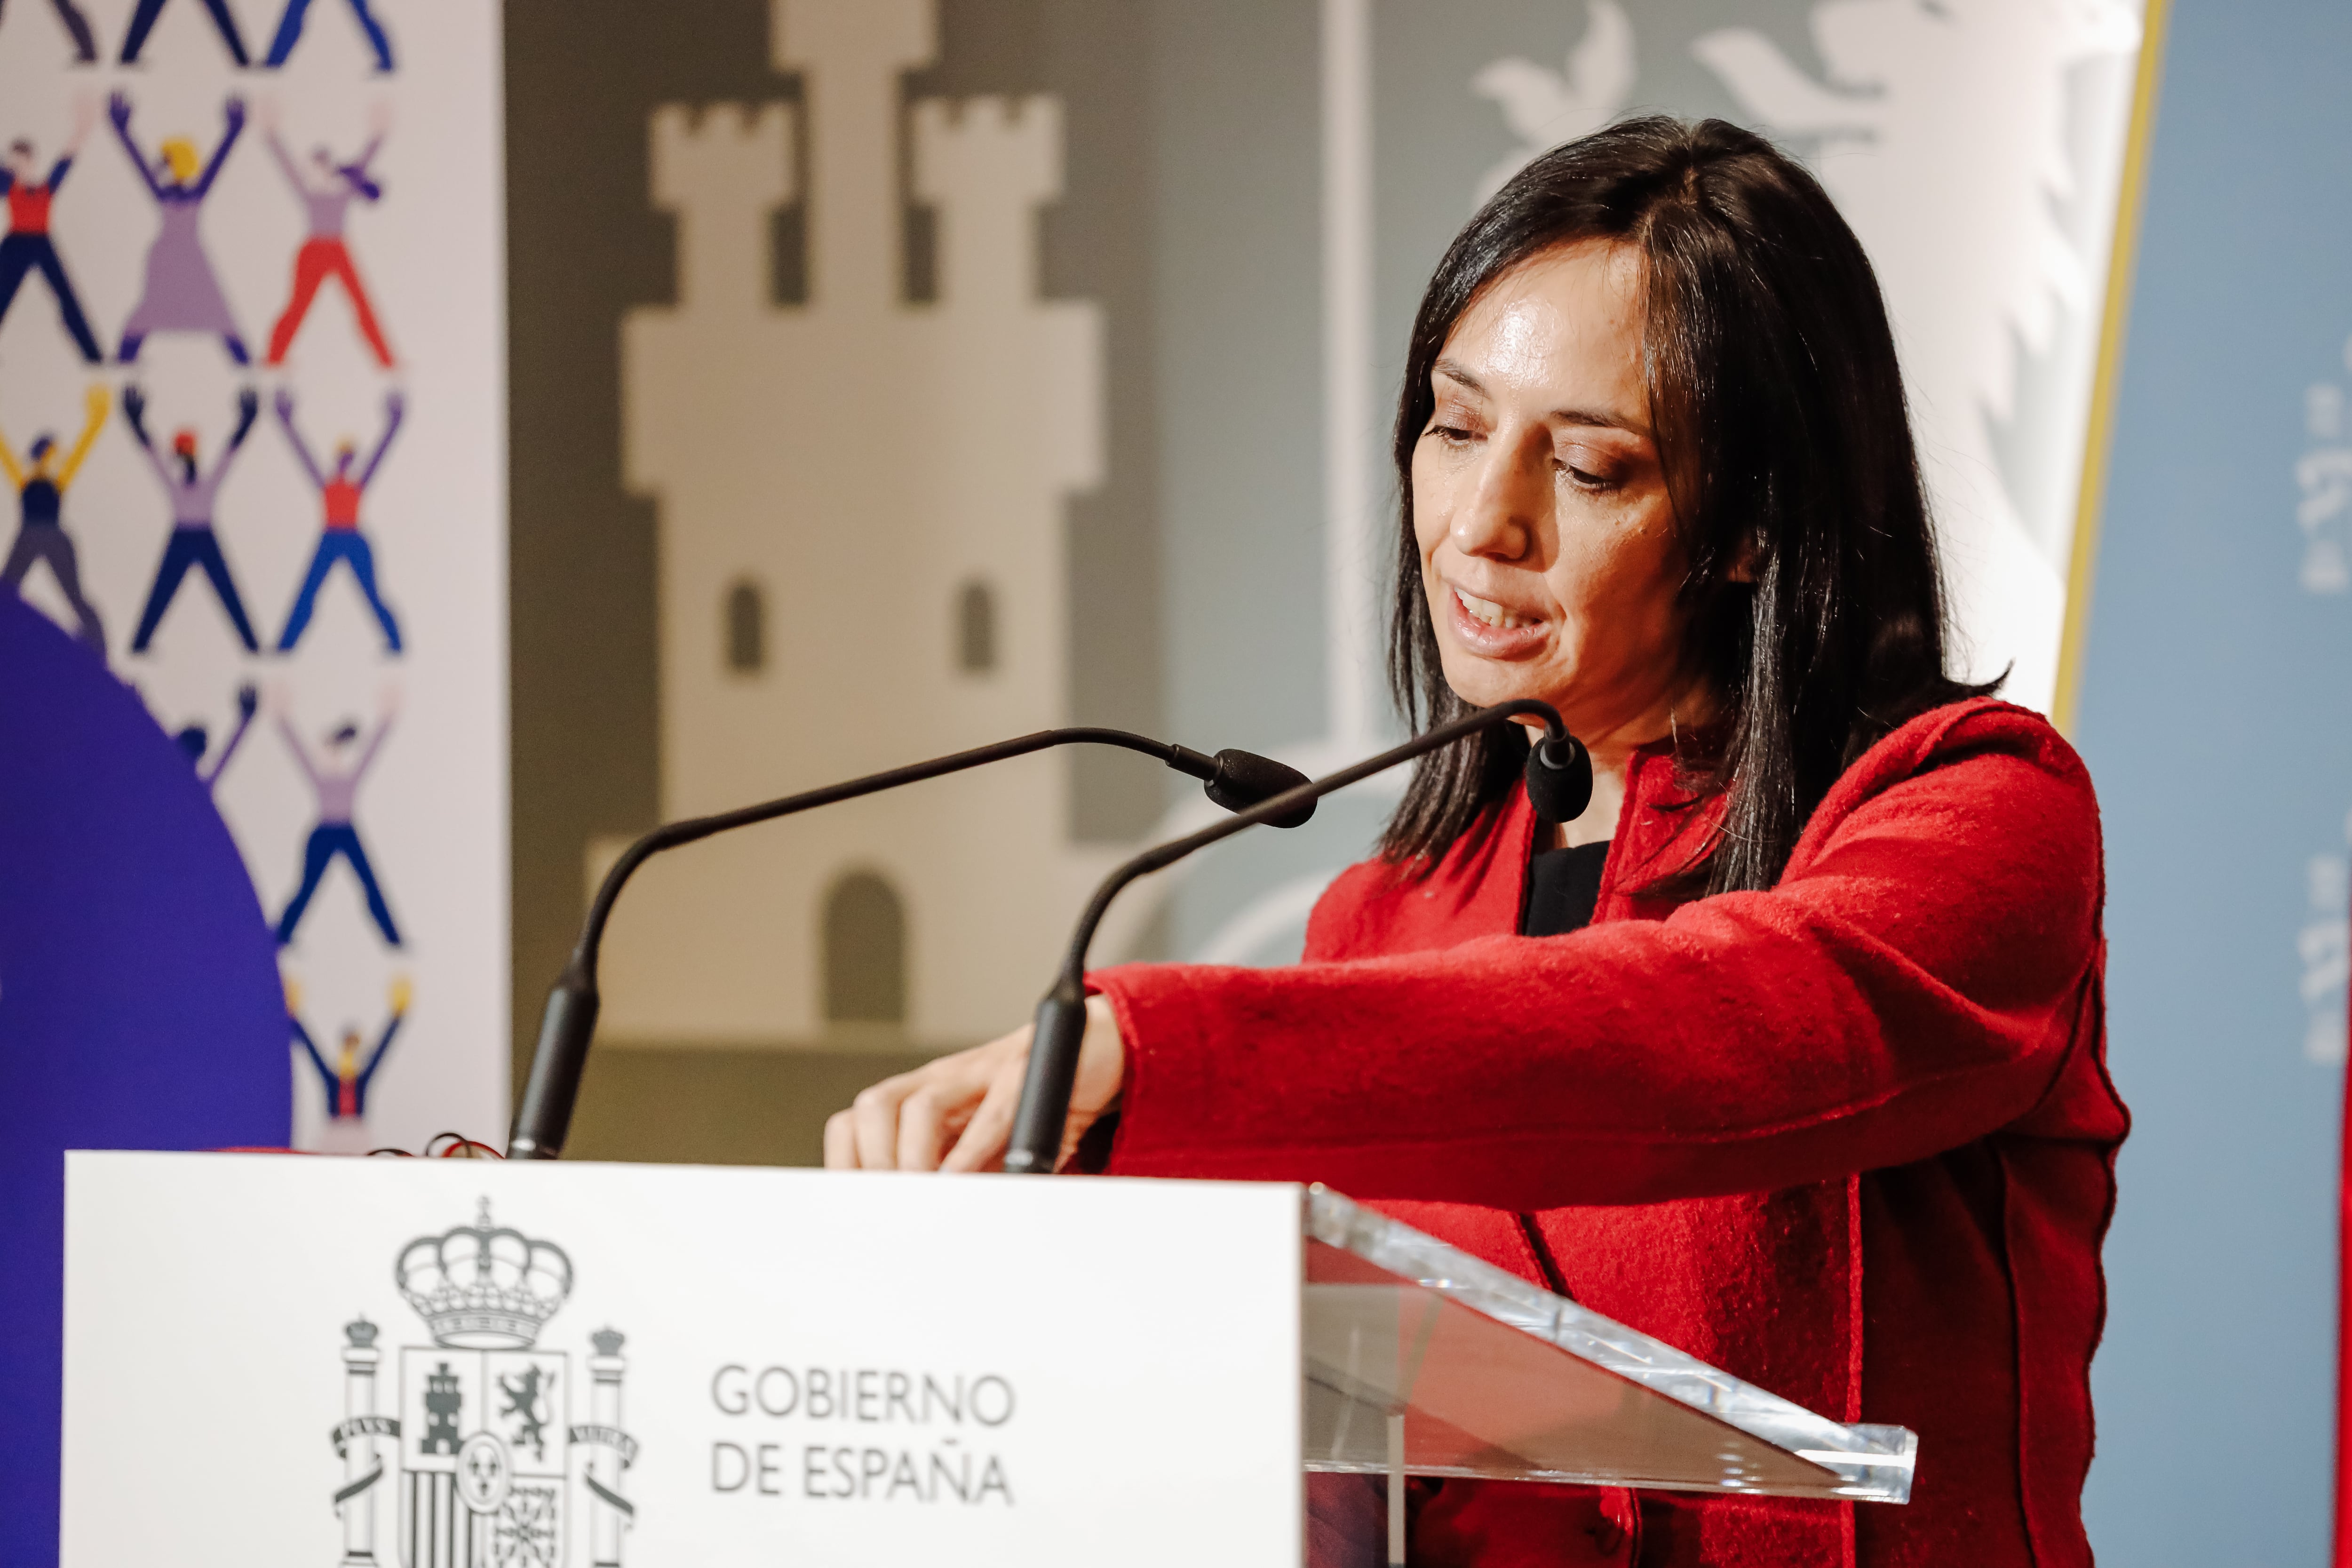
[1428,424,1477,447]
[1560,463,1611,490]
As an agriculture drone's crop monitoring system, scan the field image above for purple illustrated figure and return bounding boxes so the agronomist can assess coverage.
[275,387,403,652]
[123,382,261,653]
[262,98,394,366]
[0,384,109,652]
[172,681,258,792]
[110,92,250,366]
[273,684,401,949]
[0,0,99,64]
[118,0,250,66]
[0,102,103,362]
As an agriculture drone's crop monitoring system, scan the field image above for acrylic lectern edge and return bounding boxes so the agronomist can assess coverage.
[1303,1185,1918,1504]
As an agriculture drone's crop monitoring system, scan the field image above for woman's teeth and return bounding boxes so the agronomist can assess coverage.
[1455,587,1532,629]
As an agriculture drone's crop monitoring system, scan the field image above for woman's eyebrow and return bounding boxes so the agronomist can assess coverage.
[1552,407,1644,435]
[1432,358,1489,398]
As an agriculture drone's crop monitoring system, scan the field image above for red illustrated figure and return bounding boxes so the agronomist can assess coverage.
[0,99,103,363]
[261,99,392,367]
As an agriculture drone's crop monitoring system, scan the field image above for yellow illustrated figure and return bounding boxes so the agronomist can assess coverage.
[288,972,410,1125]
[0,383,111,652]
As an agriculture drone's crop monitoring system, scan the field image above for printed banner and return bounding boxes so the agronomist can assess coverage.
[0,0,508,1150]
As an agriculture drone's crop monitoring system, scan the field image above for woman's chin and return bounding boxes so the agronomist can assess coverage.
[1439,657,1560,716]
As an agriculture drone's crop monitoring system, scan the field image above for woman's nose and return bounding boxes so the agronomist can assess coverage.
[1449,429,1547,562]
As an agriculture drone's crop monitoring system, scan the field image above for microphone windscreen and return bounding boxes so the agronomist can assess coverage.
[1206,748,1316,828]
[1524,733,1593,823]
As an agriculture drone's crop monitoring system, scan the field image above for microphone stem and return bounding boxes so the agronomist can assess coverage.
[575,727,1199,977]
[511,726,1217,1161]
[1003,700,1565,1174]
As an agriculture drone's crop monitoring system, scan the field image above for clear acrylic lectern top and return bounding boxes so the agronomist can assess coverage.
[1302,1187,1915,1504]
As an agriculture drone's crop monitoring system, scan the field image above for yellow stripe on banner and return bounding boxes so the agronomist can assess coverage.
[2052,0,2175,735]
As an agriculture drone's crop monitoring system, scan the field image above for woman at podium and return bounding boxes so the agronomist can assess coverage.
[828,117,2122,1568]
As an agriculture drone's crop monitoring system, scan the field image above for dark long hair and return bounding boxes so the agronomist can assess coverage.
[1380,116,1990,894]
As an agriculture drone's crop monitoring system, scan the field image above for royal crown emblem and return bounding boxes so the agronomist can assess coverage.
[396,1197,575,1349]
[332,1199,637,1568]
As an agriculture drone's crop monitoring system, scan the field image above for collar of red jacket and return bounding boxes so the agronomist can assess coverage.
[1511,735,1724,915]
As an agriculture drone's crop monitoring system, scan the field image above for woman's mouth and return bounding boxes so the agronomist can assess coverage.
[1446,584,1549,657]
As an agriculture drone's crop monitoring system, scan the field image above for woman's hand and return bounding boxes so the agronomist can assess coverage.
[822,994,1128,1172]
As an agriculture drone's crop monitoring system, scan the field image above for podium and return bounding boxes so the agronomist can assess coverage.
[59,1153,1911,1566]
[1304,1187,1913,1503]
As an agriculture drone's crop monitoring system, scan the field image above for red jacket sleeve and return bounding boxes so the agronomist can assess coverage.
[1090,703,2104,1208]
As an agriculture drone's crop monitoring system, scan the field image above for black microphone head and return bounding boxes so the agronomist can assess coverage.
[1524,732,1593,822]
[1204,748,1316,828]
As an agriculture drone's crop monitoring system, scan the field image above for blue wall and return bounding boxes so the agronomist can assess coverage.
[2075,3,2352,1561]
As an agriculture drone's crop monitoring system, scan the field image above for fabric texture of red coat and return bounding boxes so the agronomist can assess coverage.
[1089,698,2127,1567]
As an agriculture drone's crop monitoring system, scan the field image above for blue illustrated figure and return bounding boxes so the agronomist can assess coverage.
[117,0,249,65]
[0,107,104,362]
[0,385,109,653]
[276,388,403,653]
[287,972,408,1122]
[273,685,401,949]
[263,0,392,72]
[172,681,257,793]
[123,383,261,653]
[0,0,99,64]
[110,92,250,366]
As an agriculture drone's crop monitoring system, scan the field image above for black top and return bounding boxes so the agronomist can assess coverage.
[1520,840,1610,937]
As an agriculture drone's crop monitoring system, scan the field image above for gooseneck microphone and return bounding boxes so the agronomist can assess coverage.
[1002,700,1590,1175]
[507,728,1316,1160]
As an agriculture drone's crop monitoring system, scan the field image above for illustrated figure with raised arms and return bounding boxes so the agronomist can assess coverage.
[272,683,402,948]
[274,386,404,652]
[0,0,99,63]
[123,382,261,653]
[117,0,250,66]
[287,971,407,1123]
[261,98,395,367]
[262,0,393,72]
[170,681,258,793]
[110,91,251,366]
[0,102,103,361]
[0,384,109,652]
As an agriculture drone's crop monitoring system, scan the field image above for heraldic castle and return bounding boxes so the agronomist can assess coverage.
[603,0,1129,1050]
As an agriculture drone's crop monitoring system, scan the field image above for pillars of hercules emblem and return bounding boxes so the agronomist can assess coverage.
[334,1318,385,1566]
[586,1329,633,1567]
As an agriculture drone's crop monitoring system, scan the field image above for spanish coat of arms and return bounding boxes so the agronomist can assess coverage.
[330,1200,639,1568]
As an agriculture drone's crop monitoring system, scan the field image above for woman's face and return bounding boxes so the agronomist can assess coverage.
[1411,239,1697,749]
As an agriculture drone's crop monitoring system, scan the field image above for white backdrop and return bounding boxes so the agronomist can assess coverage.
[0,0,507,1150]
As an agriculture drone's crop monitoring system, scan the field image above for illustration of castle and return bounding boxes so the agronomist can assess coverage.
[602,0,1128,1047]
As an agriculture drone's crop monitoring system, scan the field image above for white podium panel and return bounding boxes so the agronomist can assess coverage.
[61,1153,1303,1568]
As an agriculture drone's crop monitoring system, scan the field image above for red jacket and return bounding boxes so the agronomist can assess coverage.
[1092,699,2125,1567]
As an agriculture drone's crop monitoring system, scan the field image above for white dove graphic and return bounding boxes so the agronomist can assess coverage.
[1471,0,1637,203]
[1692,0,2142,708]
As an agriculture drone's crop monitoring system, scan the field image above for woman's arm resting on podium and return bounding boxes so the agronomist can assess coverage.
[822,994,1128,1171]
[1092,704,2105,1208]
[823,706,2100,1194]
